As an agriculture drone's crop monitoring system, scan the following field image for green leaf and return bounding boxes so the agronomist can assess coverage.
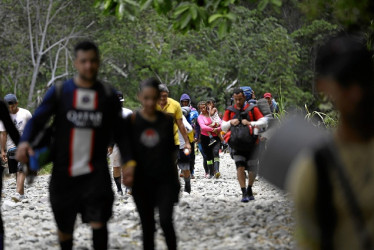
[190,6,198,20]
[116,2,125,19]
[174,4,190,17]
[208,14,223,24]
[140,0,152,10]
[270,0,282,7]
[104,0,113,10]
[225,13,236,21]
[180,12,192,29]
[258,0,269,11]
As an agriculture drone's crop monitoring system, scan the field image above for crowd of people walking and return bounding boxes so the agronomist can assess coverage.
[1,32,372,250]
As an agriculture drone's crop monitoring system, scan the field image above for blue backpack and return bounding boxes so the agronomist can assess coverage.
[240,86,253,102]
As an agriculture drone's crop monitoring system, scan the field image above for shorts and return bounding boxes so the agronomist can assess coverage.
[49,173,114,234]
[232,147,259,172]
[109,145,121,168]
[7,148,24,173]
[178,149,190,171]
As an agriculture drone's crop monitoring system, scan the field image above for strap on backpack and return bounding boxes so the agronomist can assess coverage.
[315,139,372,250]
[54,81,64,101]
[226,104,256,121]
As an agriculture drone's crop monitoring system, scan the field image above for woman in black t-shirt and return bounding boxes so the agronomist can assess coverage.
[122,78,180,250]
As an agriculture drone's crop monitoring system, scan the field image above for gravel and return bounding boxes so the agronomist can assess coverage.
[2,152,295,250]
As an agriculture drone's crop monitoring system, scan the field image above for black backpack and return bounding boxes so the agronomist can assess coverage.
[226,105,257,152]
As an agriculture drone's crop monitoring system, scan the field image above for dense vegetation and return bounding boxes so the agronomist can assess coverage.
[1,0,370,113]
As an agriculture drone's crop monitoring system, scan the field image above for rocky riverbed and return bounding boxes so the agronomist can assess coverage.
[2,153,295,249]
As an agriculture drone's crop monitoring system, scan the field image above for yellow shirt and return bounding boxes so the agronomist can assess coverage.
[288,136,374,250]
[157,97,183,146]
[188,130,194,143]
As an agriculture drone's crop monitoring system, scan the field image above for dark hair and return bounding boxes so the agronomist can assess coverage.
[197,101,206,110]
[316,34,374,139]
[316,35,374,89]
[206,98,216,104]
[139,77,161,97]
[74,41,99,58]
[233,88,245,96]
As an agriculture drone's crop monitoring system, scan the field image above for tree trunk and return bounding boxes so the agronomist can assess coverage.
[27,55,42,108]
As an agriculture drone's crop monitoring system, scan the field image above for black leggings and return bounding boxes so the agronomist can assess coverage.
[0,166,3,249]
[189,142,195,173]
[200,135,220,163]
[133,184,177,250]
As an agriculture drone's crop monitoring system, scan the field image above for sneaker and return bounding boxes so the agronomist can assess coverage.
[209,174,214,179]
[241,195,250,203]
[215,172,220,178]
[248,195,255,201]
[205,173,210,179]
[184,182,191,194]
[208,139,216,147]
[11,193,25,202]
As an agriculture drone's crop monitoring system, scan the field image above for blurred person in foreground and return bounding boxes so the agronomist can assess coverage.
[0,99,21,249]
[288,34,374,250]
[122,78,180,250]
[16,41,130,250]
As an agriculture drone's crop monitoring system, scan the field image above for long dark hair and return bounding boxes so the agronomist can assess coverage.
[139,77,161,98]
[316,34,374,139]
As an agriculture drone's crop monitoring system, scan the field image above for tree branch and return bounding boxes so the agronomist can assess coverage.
[106,61,128,78]
[48,0,72,24]
[26,0,36,66]
[42,30,81,55]
[38,0,53,58]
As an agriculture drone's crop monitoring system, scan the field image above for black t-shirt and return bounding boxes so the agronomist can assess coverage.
[22,79,130,181]
[127,111,179,185]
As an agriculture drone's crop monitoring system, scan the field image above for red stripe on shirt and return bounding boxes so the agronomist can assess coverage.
[88,130,95,172]
[68,128,75,176]
[72,89,78,108]
[94,92,98,109]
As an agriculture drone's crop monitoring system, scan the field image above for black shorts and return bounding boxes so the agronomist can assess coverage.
[178,149,190,171]
[7,149,23,174]
[231,147,259,171]
[49,173,114,234]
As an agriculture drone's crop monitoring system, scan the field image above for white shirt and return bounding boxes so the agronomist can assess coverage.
[178,116,192,149]
[122,107,132,118]
[0,107,32,149]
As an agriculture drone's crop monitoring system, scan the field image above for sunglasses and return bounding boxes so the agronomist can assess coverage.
[7,102,16,105]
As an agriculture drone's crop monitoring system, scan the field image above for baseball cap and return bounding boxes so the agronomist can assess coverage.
[116,91,124,102]
[4,94,17,103]
[264,93,272,99]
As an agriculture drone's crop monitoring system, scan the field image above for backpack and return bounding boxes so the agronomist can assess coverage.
[257,98,272,117]
[315,139,373,250]
[226,104,257,152]
[240,86,253,102]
